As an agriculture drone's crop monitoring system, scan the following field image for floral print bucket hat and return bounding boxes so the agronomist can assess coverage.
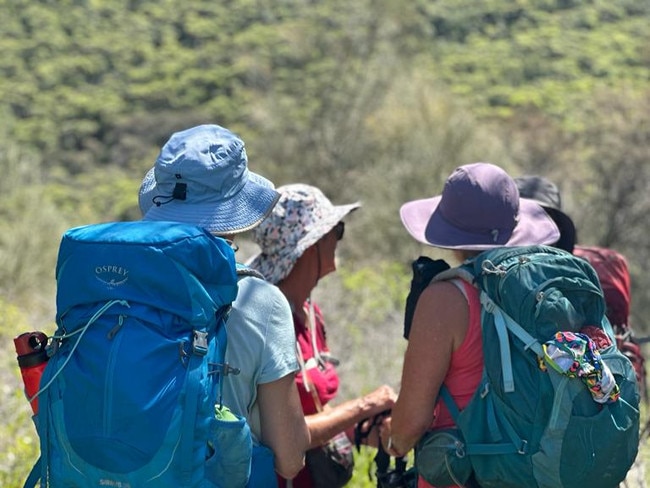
[248,184,360,284]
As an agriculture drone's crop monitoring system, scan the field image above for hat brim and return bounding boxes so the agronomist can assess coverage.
[543,207,577,253]
[140,169,280,235]
[247,202,360,283]
[400,197,560,250]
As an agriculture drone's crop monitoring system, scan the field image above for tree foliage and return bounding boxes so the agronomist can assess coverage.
[0,0,648,336]
[0,128,66,309]
[1,0,647,176]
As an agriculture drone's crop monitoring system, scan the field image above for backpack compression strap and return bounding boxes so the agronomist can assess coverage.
[23,458,40,488]
[439,385,526,456]
[480,292,544,393]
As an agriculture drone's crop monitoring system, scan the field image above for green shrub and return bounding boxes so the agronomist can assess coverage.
[0,300,40,488]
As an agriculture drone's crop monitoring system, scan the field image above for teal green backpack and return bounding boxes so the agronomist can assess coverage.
[415,245,640,488]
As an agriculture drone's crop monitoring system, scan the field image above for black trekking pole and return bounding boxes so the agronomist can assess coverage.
[374,443,416,488]
[374,443,392,488]
[354,410,417,488]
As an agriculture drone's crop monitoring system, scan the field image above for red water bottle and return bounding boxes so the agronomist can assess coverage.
[14,331,49,415]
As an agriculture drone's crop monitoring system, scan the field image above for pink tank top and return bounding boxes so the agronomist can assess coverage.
[419,280,483,488]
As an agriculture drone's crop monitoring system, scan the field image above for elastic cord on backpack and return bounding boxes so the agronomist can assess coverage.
[29,300,130,405]
[30,299,129,487]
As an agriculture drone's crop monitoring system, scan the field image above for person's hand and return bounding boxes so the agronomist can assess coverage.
[355,414,385,448]
[354,385,397,447]
[351,386,397,449]
[361,385,397,417]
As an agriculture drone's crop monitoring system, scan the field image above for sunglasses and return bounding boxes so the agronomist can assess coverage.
[334,221,345,241]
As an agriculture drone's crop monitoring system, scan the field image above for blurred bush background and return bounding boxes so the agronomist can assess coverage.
[2,0,649,485]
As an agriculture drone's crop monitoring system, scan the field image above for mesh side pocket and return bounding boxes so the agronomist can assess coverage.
[205,409,253,487]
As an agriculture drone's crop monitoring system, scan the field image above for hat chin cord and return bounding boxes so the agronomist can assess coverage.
[315,241,322,285]
[151,182,187,207]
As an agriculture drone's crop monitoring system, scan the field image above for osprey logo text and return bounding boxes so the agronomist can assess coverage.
[99,480,131,488]
[95,265,129,287]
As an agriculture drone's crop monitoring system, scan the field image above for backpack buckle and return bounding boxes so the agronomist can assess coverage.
[192,330,208,356]
[455,442,466,458]
[518,440,528,455]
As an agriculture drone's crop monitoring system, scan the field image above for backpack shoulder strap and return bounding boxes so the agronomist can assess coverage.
[435,260,543,396]
[430,266,475,286]
[22,456,41,488]
[403,257,455,340]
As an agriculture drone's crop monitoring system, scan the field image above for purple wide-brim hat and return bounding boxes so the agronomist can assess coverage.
[400,163,560,250]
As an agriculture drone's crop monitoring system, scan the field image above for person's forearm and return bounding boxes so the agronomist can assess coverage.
[258,377,310,479]
[389,405,430,456]
[306,395,380,448]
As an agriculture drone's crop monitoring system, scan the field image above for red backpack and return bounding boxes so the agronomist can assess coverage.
[574,245,646,399]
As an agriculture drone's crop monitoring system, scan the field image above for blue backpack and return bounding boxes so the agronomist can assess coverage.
[25,221,254,487]
[415,245,640,488]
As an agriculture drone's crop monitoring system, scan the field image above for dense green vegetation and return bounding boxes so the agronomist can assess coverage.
[2,0,648,322]
[1,0,650,485]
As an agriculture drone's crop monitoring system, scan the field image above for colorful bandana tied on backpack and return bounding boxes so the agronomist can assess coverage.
[543,331,620,404]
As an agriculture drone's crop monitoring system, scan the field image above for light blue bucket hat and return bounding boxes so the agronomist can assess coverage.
[139,124,280,234]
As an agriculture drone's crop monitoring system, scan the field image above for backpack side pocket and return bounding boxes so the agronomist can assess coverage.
[415,428,473,487]
[205,407,253,488]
